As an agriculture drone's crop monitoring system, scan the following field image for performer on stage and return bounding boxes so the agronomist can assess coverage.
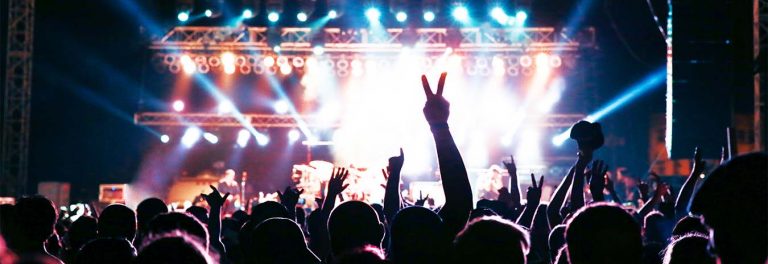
[477,165,505,200]
[217,169,241,212]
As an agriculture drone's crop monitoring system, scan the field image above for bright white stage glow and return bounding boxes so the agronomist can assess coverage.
[203,132,219,144]
[452,6,469,22]
[516,129,542,163]
[204,9,213,17]
[263,56,275,67]
[181,127,202,148]
[218,100,235,114]
[297,12,308,22]
[160,134,170,143]
[396,11,408,22]
[313,46,325,55]
[274,100,290,114]
[491,7,508,24]
[328,10,338,19]
[516,11,528,24]
[280,65,292,75]
[237,129,250,147]
[172,100,185,112]
[255,133,270,146]
[180,55,196,75]
[242,9,253,19]
[268,12,280,22]
[288,129,301,143]
[177,11,189,22]
[423,11,435,22]
[365,8,381,22]
[221,52,236,74]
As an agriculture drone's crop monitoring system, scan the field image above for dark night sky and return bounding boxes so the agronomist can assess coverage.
[25,0,668,200]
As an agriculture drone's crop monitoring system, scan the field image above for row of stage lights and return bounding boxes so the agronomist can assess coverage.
[177,6,527,25]
[161,127,302,148]
[170,99,291,115]
[169,51,564,77]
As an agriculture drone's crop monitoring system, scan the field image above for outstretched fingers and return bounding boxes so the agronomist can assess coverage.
[538,175,544,189]
[421,75,433,99]
[436,72,447,96]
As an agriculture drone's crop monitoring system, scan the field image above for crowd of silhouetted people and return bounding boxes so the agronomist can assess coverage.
[0,73,766,264]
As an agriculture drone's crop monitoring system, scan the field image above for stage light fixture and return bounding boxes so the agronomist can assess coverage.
[204,9,213,17]
[288,129,300,143]
[242,9,254,19]
[221,52,236,74]
[177,11,190,22]
[256,133,270,146]
[274,100,290,114]
[515,11,527,24]
[535,53,550,68]
[423,11,435,22]
[237,129,250,147]
[452,6,469,22]
[365,8,381,22]
[268,12,280,22]
[218,100,235,114]
[297,12,308,22]
[490,7,508,24]
[328,10,338,18]
[396,11,407,22]
[160,134,170,143]
[263,56,275,67]
[273,45,281,53]
[280,65,292,75]
[203,132,219,144]
[181,127,202,148]
[172,100,185,112]
[180,55,196,74]
[313,46,325,55]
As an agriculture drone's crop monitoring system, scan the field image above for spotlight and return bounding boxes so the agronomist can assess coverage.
[313,46,325,55]
[273,46,281,53]
[535,53,550,68]
[237,129,250,147]
[280,65,292,75]
[365,8,381,22]
[274,100,290,114]
[268,12,279,22]
[160,134,170,143]
[204,9,213,17]
[180,55,196,74]
[452,6,469,22]
[263,56,275,67]
[203,132,219,144]
[221,52,236,74]
[172,100,185,112]
[288,129,300,143]
[328,10,338,19]
[297,12,308,22]
[490,7,508,24]
[256,133,270,146]
[515,11,527,24]
[423,11,435,22]
[181,127,202,148]
[218,100,235,114]
[242,9,254,19]
[396,11,407,22]
[177,11,190,22]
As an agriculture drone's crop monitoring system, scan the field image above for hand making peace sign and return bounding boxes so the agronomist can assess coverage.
[421,72,450,125]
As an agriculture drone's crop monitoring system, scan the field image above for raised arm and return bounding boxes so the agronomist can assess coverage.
[502,156,522,209]
[547,166,575,227]
[675,147,705,219]
[321,168,349,218]
[569,152,592,211]
[421,73,473,236]
[383,149,405,224]
[277,186,303,221]
[588,160,608,203]
[636,182,669,218]
[605,175,622,204]
[517,174,543,229]
[202,185,229,255]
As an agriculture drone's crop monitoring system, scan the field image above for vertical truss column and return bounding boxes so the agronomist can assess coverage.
[756,0,767,151]
[2,0,34,197]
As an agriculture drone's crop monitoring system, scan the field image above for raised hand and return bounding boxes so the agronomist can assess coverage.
[328,167,349,197]
[415,191,430,207]
[638,181,650,202]
[502,155,522,208]
[202,185,230,209]
[654,182,670,199]
[277,186,304,208]
[691,147,706,176]
[421,72,450,125]
[388,148,405,175]
[526,174,544,207]
[588,160,609,202]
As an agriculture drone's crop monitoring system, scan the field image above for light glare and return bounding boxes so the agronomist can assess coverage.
[423,11,436,22]
[172,100,185,112]
[365,8,381,22]
[396,11,408,22]
[268,12,279,22]
[297,12,308,22]
[452,6,469,22]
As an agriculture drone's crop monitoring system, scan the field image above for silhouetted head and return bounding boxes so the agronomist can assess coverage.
[147,212,208,250]
[186,206,209,224]
[469,207,498,221]
[390,206,447,263]
[248,217,319,264]
[661,233,715,264]
[328,201,384,257]
[333,245,386,264]
[14,196,58,249]
[98,204,136,241]
[549,225,567,261]
[232,210,249,225]
[453,216,530,264]
[643,211,673,244]
[671,216,707,237]
[370,204,386,224]
[135,233,214,264]
[690,152,767,264]
[250,201,289,225]
[67,216,98,251]
[136,198,167,232]
[566,202,641,264]
[74,238,136,264]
